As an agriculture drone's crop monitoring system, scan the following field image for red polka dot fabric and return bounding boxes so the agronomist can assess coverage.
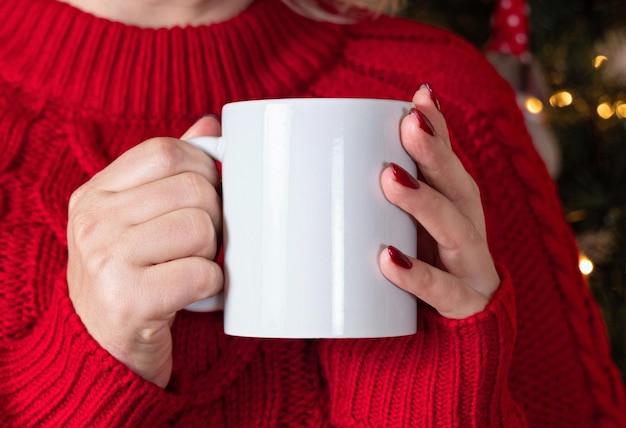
[486,0,530,57]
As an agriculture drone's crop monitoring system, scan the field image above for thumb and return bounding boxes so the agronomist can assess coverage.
[181,115,222,140]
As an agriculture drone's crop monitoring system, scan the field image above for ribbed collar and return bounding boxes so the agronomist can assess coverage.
[0,0,345,119]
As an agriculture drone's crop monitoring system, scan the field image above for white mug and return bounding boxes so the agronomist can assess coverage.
[186,98,417,338]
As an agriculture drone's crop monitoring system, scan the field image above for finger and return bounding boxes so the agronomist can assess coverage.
[381,164,498,295]
[91,137,220,193]
[181,115,220,140]
[400,106,485,235]
[92,116,222,192]
[382,164,475,252]
[411,83,450,143]
[124,208,218,266]
[140,257,224,317]
[379,246,488,319]
[108,171,222,230]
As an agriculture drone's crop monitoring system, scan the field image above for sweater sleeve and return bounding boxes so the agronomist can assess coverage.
[0,100,183,427]
[316,263,526,427]
[0,273,184,427]
[316,21,625,423]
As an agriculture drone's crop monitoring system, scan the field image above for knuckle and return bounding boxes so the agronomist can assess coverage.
[149,138,184,174]
[70,207,101,243]
[70,216,127,280]
[68,181,101,216]
[85,249,116,279]
[136,323,168,344]
[68,185,86,212]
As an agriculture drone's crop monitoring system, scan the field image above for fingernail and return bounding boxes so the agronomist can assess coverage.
[387,246,413,269]
[390,163,419,189]
[421,82,441,111]
[409,108,436,137]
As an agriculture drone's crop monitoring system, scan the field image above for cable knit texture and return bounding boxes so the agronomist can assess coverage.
[0,0,625,426]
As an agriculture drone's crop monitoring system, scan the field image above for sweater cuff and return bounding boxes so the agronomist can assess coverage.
[420,262,525,426]
[317,262,526,427]
[0,274,183,427]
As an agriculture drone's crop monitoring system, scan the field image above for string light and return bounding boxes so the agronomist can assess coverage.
[549,91,573,107]
[593,55,608,68]
[579,254,594,275]
[524,95,543,114]
[615,101,626,119]
[597,102,615,119]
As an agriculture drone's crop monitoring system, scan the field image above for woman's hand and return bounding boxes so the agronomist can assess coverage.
[380,84,500,319]
[67,116,224,388]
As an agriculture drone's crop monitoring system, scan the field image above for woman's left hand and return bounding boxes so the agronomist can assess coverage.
[379,84,500,319]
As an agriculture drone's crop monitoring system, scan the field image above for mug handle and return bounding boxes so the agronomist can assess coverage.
[182,136,226,312]
[186,136,226,162]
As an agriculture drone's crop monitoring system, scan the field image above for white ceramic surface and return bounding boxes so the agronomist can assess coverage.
[186,98,417,338]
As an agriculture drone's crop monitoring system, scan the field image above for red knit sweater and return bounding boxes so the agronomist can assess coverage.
[0,0,624,426]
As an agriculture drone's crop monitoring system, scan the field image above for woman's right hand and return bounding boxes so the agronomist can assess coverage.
[66,116,224,388]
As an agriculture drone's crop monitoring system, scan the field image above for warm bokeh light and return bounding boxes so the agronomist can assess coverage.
[524,96,544,114]
[579,255,594,275]
[549,91,573,107]
[593,55,608,68]
[615,101,626,119]
[597,102,615,119]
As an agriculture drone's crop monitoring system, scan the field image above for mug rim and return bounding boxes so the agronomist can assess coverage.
[224,97,411,107]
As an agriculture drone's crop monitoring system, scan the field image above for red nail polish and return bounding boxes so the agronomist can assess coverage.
[390,163,419,189]
[422,82,441,111]
[409,108,436,136]
[387,246,413,269]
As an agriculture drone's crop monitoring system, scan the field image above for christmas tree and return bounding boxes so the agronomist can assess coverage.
[403,0,626,381]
